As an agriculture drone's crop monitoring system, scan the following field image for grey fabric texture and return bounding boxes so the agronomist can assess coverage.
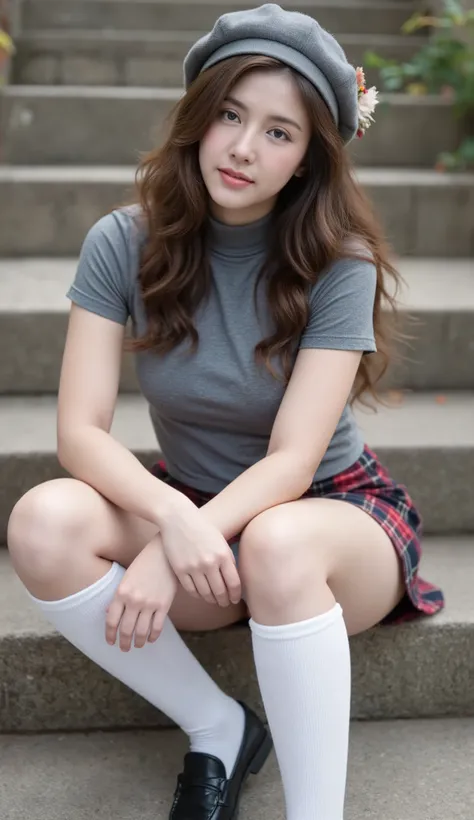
[66,207,377,494]
[183,3,359,143]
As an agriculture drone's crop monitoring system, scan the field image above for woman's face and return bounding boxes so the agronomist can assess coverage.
[199,68,311,225]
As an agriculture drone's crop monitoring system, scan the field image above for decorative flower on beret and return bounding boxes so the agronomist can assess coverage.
[356,67,379,138]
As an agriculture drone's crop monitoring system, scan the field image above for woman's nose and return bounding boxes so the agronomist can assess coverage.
[231,132,257,163]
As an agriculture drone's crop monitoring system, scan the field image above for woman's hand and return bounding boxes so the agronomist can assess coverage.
[159,500,242,607]
[105,535,178,652]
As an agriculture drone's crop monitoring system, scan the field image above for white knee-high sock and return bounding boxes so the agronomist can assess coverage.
[27,562,245,777]
[249,603,351,820]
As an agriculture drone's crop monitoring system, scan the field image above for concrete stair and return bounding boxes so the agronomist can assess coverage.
[17,0,419,36]
[1,539,474,733]
[11,30,427,88]
[1,165,473,257]
[0,392,473,542]
[2,718,473,820]
[1,257,473,393]
[2,86,464,168]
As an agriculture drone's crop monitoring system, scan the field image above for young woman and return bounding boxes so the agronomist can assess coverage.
[7,4,445,819]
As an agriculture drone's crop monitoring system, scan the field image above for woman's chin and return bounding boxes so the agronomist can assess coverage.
[207,191,254,219]
[207,188,275,225]
[209,184,252,206]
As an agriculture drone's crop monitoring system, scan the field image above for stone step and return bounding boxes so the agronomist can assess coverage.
[11,29,426,88]
[2,86,463,169]
[1,258,473,395]
[1,719,473,820]
[1,537,473,734]
[1,166,473,257]
[18,0,418,36]
[0,392,473,542]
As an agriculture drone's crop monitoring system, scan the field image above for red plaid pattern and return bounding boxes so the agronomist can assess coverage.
[151,445,445,626]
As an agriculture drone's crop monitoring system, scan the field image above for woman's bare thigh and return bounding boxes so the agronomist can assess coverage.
[7,477,248,630]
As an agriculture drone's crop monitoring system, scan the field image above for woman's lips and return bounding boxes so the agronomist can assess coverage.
[218,169,254,189]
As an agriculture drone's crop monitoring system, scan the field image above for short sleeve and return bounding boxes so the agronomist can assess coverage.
[66,210,132,325]
[299,258,377,353]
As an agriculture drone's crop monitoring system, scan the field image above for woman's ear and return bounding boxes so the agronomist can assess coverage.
[294,166,306,178]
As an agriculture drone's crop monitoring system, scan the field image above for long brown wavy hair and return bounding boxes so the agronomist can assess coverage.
[124,55,406,407]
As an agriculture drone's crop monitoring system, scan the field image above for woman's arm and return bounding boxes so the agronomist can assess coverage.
[199,348,363,539]
[57,303,191,527]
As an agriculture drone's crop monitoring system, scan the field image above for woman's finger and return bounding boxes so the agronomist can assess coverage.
[220,557,242,605]
[205,567,231,607]
[180,573,202,600]
[105,598,125,646]
[118,606,140,653]
[134,609,155,649]
[148,609,166,642]
[192,573,217,605]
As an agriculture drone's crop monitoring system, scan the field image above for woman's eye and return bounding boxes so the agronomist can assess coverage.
[270,128,289,141]
[222,110,239,122]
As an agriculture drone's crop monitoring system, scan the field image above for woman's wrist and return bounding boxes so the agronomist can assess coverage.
[154,492,196,528]
[142,533,178,577]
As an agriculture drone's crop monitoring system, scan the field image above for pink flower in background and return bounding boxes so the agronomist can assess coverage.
[356,66,366,89]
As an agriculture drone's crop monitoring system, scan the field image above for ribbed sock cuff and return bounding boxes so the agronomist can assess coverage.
[249,602,343,640]
[24,561,124,610]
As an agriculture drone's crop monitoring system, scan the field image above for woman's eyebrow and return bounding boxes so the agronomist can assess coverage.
[224,95,303,131]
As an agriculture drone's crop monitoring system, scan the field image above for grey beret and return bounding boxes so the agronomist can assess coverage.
[183,3,359,144]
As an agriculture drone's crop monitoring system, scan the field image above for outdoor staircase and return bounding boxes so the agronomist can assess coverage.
[0,2,473,818]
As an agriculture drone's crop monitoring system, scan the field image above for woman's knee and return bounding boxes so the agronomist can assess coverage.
[7,478,96,577]
[239,508,318,604]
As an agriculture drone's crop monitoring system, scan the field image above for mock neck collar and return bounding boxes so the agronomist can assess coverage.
[207,211,272,257]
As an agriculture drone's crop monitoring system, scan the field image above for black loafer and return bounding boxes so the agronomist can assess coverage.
[169,700,273,819]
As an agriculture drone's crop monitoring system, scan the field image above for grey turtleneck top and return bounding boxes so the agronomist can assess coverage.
[66,206,377,492]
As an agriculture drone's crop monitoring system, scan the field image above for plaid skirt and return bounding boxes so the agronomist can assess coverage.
[150,445,445,627]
